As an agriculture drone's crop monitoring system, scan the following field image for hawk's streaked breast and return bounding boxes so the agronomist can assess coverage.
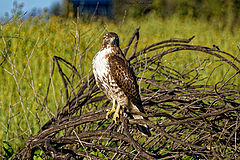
[92,47,111,90]
[92,47,128,105]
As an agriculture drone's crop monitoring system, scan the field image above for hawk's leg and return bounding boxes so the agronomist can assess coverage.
[106,99,116,119]
[113,102,122,124]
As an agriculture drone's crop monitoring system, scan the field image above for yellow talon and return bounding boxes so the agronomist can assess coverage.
[106,99,123,124]
[120,110,123,115]
[113,103,121,124]
[106,99,116,119]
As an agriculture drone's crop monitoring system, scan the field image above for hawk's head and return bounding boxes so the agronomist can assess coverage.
[102,32,119,48]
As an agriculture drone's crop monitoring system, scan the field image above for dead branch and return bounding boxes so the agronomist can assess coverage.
[16,28,240,159]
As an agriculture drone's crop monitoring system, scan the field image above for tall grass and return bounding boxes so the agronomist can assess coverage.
[0,14,239,156]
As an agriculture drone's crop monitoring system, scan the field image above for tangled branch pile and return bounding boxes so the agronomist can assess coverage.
[16,28,240,159]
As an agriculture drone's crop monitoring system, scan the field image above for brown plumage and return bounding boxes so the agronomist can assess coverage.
[92,32,151,136]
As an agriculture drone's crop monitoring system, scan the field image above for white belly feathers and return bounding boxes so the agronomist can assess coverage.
[92,48,115,97]
[92,47,128,106]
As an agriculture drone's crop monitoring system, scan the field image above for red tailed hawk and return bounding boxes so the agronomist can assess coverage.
[92,32,151,136]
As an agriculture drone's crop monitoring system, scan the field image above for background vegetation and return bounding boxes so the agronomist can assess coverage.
[0,0,239,159]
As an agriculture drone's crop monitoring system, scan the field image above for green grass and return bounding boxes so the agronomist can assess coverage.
[0,14,239,156]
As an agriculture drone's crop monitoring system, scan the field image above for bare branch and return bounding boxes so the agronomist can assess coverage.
[15,29,240,159]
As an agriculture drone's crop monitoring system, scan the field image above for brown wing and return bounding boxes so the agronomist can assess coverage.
[108,48,144,113]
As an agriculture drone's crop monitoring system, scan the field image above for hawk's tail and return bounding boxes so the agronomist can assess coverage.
[133,115,151,137]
